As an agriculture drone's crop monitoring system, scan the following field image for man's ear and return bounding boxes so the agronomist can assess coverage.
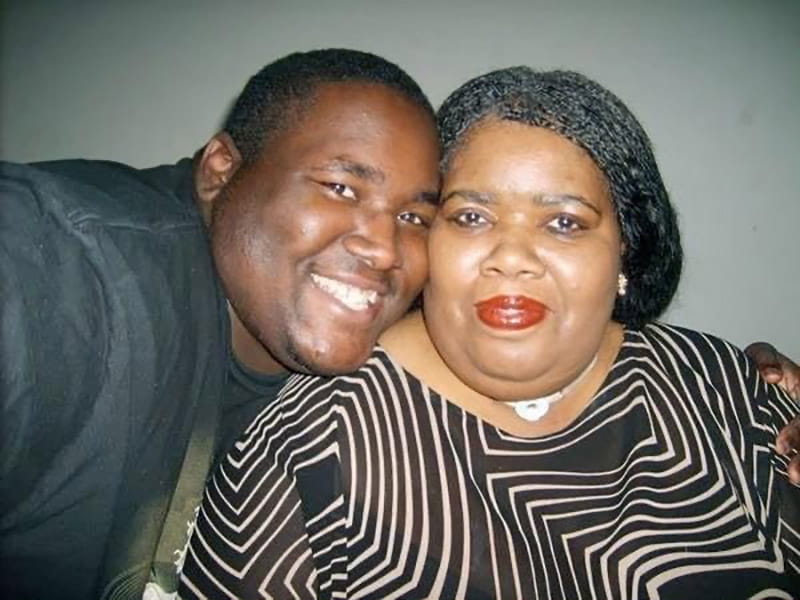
[194,132,242,224]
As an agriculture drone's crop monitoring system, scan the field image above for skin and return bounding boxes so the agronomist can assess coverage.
[746,342,800,483]
[382,116,800,451]
[194,82,440,376]
[421,120,624,433]
[188,78,799,461]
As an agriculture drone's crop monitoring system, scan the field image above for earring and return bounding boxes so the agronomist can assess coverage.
[617,273,628,297]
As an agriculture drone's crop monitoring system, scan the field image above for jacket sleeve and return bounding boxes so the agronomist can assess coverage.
[0,162,109,521]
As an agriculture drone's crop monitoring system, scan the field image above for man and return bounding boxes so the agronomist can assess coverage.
[0,49,796,600]
[0,49,438,600]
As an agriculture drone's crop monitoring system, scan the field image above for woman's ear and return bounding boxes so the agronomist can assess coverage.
[194,132,242,224]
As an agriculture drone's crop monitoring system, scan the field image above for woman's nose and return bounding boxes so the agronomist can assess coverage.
[479,228,545,279]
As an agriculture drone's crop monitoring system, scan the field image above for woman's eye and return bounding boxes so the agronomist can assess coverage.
[450,209,488,228]
[398,211,431,228]
[323,182,356,200]
[547,214,584,234]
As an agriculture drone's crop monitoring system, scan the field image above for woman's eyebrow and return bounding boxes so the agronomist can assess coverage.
[442,190,600,216]
[441,189,493,204]
[536,193,601,216]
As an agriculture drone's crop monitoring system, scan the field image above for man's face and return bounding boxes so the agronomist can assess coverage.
[208,82,440,375]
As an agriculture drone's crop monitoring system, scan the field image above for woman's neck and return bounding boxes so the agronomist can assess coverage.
[379,310,624,438]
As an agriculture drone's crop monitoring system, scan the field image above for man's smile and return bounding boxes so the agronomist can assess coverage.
[310,273,380,311]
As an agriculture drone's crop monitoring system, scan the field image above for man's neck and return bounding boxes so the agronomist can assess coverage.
[228,305,287,375]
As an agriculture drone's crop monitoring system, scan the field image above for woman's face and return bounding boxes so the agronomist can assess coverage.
[423,120,622,401]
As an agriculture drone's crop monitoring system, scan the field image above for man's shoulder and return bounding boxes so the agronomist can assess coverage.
[1,158,199,231]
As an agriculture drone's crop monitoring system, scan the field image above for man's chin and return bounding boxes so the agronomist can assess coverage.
[284,339,373,376]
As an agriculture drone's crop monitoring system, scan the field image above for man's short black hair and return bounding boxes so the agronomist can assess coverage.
[437,67,682,329]
[224,48,435,164]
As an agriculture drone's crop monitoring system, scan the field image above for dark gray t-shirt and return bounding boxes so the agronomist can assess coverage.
[148,355,288,597]
[0,159,228,599]
[219,356,290,464]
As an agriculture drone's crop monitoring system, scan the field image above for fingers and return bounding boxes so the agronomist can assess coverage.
[776,420,799,454]
[775,354,800,401]
[746,342,800,399]
[747,344,800,483]
[788,455,800,486]
[745,342,783,383]
[777,418,800,484]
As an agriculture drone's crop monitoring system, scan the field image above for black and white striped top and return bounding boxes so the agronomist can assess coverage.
[180,323,800,599]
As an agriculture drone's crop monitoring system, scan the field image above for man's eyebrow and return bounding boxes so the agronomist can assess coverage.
[417,190,440,206]
[311,158,385,183]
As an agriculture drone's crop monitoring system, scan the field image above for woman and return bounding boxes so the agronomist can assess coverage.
[181,69,800,599]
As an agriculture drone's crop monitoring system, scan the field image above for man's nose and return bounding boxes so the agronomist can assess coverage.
[342,211,401,271]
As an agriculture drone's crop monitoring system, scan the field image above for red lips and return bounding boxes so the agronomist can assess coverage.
[474,295,547,330]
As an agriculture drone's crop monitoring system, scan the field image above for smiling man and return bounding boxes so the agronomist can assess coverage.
[0,49,439,600]
[199,80,439,377]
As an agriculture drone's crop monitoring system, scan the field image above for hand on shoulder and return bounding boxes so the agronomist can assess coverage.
[746,341,800,484]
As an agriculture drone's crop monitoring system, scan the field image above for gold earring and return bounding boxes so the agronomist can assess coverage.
[617,273,628,297]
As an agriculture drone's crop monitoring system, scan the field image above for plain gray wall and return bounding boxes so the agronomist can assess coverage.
[2,0,798,357]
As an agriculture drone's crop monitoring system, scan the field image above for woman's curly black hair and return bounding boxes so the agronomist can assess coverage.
[437,67,682,328]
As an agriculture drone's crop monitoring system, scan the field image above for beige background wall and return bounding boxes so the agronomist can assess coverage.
[2,0,798,357]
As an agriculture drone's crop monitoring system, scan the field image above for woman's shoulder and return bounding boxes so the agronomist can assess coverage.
[622,322,800,430]
[617,322,763,413]
[628,322,751,373]
[378,310,426,352]
[228,348,406,471]
[276,346,409,415]
[379,310,445,378]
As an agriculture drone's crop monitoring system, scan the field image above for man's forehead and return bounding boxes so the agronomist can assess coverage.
[310,157,385,183]
[250,81,440,197]
[273,86,436,153]
[308,80,432,128]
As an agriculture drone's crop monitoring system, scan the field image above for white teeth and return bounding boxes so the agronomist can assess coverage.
[310,274,378,311]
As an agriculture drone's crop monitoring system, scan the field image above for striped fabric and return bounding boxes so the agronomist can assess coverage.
[180,323,800,599]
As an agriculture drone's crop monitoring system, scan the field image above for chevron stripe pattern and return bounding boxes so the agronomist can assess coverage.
[180,323,800,599]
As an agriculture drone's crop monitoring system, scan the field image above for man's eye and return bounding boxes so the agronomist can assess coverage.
[398,211,431,228]
[547,214,584,234]
[323,182,356,200]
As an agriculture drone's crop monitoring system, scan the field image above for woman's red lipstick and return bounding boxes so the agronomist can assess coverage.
[474,295,547,330]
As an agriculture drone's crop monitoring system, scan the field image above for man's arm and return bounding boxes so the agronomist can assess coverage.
[0,163,112,598]
[746,342,800,484]
[746,342,800,400]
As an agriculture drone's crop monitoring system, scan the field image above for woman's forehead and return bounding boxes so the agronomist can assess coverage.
[446,122,605,181]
